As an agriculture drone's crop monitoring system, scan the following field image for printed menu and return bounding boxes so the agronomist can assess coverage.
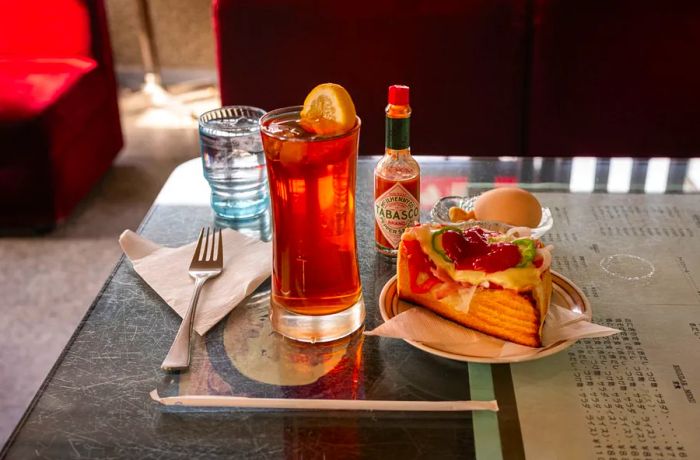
[513,193,700,460]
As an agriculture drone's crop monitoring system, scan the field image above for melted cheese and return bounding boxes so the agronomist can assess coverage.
[407,224,543,291]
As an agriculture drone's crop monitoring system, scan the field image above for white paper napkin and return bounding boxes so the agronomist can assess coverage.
[365,301,620,360]
[119,229,271,336]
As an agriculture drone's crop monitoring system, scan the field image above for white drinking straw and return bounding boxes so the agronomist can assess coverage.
[150,390,498,412]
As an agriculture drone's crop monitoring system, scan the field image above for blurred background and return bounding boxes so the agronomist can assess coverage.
[0,0,219,444]
[2,0,700,446]
[107,0,216,88]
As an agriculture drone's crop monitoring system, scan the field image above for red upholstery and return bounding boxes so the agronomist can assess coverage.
[0,58,97,120]
[0,0,92,57]
[0,0,123,229]
[528,0,700,157]
[213,0,528,156]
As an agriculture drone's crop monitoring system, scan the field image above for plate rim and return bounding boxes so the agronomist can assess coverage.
[377,270,591,364]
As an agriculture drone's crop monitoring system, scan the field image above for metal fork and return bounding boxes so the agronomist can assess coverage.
[161,227,223,371]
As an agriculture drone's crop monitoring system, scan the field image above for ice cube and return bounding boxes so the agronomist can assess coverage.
[280,141,305,165]
[266,122,285,134]
[286,125,307,137]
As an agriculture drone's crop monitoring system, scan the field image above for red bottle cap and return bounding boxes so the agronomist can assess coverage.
[388,85,410,105]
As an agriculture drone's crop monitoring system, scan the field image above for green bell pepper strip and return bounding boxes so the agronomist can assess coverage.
[431,226,464,263]
[514,238,536,267]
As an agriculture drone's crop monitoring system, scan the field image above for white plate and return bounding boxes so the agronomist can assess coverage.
[378,271,591,364]
[430,195,553,238]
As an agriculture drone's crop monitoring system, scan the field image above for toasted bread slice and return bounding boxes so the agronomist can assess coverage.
[396,225,552,347]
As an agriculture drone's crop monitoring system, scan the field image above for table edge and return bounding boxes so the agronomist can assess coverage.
[0,202,161,457]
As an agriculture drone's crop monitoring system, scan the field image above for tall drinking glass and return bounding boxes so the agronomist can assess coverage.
[260,106,365,343]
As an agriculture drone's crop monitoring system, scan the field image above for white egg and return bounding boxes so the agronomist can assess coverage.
[474,187,542,228]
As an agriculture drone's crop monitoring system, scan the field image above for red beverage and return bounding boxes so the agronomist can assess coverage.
[260,107,362,316]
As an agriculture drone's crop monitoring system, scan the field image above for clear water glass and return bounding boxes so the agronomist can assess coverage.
[199,106,268,219]
[215,208,272,242]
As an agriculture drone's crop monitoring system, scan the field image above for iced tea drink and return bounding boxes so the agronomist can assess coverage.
[260,106,364,342]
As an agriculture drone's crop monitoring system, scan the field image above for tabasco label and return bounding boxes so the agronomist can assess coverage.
[374,182,420,249]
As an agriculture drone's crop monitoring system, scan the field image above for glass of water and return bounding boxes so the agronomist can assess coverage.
[199,106,268,219]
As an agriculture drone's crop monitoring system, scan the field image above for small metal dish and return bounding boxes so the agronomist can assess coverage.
[430,195,553,238]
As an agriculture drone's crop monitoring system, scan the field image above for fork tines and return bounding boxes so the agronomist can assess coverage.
[191,227,223,265]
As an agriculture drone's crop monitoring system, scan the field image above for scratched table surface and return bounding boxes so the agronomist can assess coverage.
[2,156,700,460]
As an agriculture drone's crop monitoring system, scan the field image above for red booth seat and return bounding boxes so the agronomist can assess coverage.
[213,0,528,157]
[528,0,700,157]
[213,0,700,158]
[0,0,123,230]
[0,58,97,120]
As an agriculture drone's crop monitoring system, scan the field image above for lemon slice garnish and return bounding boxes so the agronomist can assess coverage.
[300,83,357,135]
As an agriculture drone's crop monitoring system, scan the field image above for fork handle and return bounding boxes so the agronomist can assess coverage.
[161,275,208,371]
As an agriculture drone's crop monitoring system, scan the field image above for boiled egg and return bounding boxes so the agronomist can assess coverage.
[473,187,542,228]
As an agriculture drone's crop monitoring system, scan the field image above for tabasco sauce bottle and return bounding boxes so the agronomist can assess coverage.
[374,84,420,256]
